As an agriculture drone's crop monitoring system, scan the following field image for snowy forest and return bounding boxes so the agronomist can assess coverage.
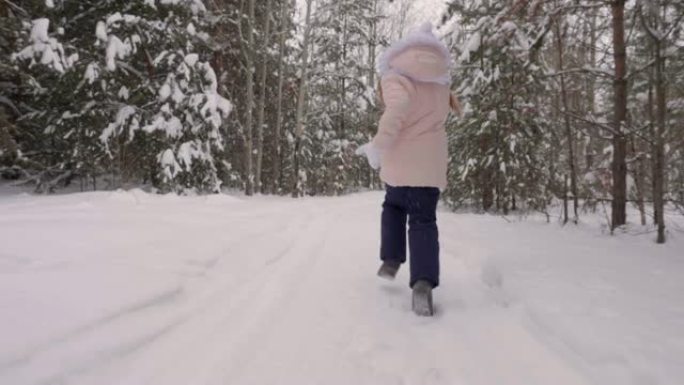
[1,0,683,242]
[2,1,684,383]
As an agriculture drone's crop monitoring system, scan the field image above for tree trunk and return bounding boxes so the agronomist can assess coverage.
[563,173,569,224]
[653,38,666,243]
[610,0,628,229]
[647,41,658,227]
[585,6,598,171]
[640,1,668,243]
[292,0,314,197]
[273,0,288,194]
[630,137,647,226]
[555,14,578,224]
[480,134,494,212]
[254,0,272,194]
[340,13,348,136]
[366,0,379,189]
[243,0,257,196]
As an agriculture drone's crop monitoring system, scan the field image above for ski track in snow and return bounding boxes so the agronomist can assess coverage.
[0,190,682,385]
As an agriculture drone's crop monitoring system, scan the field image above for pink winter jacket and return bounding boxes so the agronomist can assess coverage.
[372,24,452,191]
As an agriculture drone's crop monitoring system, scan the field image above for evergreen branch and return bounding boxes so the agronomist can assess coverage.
[545,66,614,79]
[626,59,656,80]
[555,108,617,137]
[637,1,684,42]
[115,61,146,81]
[0,95,19,116]
[2,0,28,17]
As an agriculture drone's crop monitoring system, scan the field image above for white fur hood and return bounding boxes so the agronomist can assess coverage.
[377,22,452,85]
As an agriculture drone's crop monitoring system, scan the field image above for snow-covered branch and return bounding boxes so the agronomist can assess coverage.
[545,66,614,79]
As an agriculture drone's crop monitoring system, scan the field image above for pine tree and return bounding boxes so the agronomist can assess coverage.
[0,2,22,176]
[11,2,81,191]
[444,1,551,213]
[12,0,232,193]
[298,0,378,195]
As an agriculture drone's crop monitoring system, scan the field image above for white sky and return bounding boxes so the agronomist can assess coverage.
[294,0,449,30]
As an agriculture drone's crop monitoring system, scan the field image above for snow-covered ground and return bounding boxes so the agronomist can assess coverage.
[1,190,682,385]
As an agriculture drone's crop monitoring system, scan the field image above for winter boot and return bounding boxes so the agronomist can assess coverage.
[377,261,400,280]
[412,280,434,316]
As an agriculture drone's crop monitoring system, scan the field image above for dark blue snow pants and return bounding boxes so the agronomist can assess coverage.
[380,185,440,288]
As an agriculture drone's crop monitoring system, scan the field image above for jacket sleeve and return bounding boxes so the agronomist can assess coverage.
[372,74,415,152]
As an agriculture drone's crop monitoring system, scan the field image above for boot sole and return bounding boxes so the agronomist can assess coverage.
[412,288,434,316]
[377,264,399,280]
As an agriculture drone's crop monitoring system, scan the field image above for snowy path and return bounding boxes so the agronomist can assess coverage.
[1,191,682,385]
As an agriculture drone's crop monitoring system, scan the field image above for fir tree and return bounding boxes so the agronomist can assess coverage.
[12,0,231,192]
[444,1,551,213]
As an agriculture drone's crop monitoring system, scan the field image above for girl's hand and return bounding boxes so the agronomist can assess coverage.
[450,93,463,118]
[355,143,381,170]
